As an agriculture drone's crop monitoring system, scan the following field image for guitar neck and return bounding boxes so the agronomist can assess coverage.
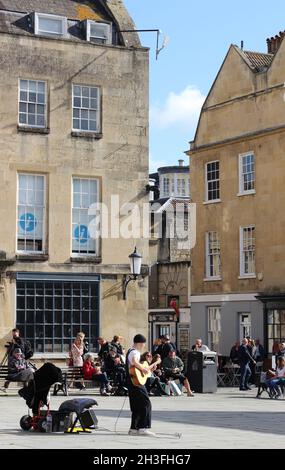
[149,359,161,371]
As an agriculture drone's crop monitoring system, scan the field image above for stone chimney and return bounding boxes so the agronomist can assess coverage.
[267,31,285,54]
[178,159,184,167]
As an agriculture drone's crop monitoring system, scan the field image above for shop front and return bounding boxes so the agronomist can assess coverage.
[148,308,190,360]
[257,294,285,356]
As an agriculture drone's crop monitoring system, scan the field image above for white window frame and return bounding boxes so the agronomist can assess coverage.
[71,177,100,257]
[177,178,187,197]
[161,175,189,198]
[239,226,256,278]
[16,173,46,254]
[34,12,67,38]
[239,313,252,341]
[207,306,221,353]
[205,232,221,280]
[171,177,175,196]
[18,79,47,129]
[204,160,221,203]
[72,84,101,133]
[86,20,112,44]
[162,177,170,197]
[238,151,256,196]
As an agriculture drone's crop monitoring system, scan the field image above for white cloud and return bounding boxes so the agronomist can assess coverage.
[150,85,205,131]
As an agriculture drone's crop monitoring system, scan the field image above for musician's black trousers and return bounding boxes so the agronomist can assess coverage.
[127,381,152,430]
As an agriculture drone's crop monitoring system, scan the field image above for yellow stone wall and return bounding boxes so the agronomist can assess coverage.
[0,32,149,357]
[189,41,285,296]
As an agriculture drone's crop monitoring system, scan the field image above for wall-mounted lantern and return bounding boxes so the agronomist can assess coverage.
[123,247,142,300]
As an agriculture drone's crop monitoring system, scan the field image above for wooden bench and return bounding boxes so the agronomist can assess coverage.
[53,366,100,396]
[0,365,9,384]
[0,365,29,392]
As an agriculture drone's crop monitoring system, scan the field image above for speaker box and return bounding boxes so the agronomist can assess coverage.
[80,409,98,429]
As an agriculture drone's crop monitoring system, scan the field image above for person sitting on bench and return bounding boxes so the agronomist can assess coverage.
[5,348,34,389]
[104,350,126,388]
[83,353,112,396]
[266,356,285,398]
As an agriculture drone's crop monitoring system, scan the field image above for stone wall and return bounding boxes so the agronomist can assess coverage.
[190,40,285,297]
[0,30,149,355]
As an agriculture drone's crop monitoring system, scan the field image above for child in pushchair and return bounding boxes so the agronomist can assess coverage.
[19,362,98,433]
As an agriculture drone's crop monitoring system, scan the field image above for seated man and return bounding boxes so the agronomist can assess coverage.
[110,335,125,361]
[104,350,126,388]
[6,328,33,360]
[230,342,240,364]
[191,338,210,352]
[5,348,34,389]
[82,353,112,396]
[162,350,194,397]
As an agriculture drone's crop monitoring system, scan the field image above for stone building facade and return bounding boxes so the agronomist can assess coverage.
[188,32,285,356]
[149,161,191,357]
[0,0,149,360]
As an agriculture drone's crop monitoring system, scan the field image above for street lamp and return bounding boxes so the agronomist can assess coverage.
[123,247,142,300]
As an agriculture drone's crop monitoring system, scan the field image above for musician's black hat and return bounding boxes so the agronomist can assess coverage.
[133,334,146,344]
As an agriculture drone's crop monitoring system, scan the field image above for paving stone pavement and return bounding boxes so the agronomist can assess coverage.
[0,388,284,449]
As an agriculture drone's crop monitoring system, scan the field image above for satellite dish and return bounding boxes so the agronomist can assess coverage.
[162,35,170,48]
[156,32,170,60]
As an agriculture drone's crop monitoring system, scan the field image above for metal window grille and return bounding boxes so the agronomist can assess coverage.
[16,279,99,353]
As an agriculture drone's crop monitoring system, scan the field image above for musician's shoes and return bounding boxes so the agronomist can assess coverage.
[187,392,195,397]
[137,429,157,437]
[128,429,139,436]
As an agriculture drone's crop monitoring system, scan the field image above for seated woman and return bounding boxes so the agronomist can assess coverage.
[82,353,112,396]
[152,354,165,379]
[162,350,194,397]
[266,356,285,398]
[140,352,168,396]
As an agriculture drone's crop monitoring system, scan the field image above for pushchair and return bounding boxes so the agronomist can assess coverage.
[19,362,98,433]
[106,366,128,396]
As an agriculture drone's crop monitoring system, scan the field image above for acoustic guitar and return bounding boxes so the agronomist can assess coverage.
[129,358,161,387]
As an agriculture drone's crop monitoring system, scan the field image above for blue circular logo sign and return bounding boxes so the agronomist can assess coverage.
[19,213,37,233]
[74,224,89,244]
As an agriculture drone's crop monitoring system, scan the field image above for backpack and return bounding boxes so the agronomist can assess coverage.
[24,340,33,360]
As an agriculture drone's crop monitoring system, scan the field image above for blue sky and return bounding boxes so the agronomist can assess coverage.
[124,0,285,171]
